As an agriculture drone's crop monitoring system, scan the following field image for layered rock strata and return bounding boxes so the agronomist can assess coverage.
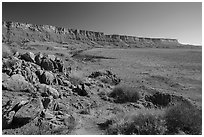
[2,21,180,48]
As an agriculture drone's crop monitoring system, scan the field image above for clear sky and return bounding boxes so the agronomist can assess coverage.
[2,2,202,45]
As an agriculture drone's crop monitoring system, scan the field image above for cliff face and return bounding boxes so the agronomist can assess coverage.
[2,21,180,48]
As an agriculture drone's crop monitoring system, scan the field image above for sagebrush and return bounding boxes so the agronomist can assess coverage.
[165,102,202,135]
[106,109,167,135]
[109,85,141,103]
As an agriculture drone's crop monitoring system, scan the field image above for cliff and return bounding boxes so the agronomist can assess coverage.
[2,21,181,48]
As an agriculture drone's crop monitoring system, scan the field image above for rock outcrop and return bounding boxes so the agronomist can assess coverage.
[21,52,35,63]
[89,70,121,85]
[2,21,181,48]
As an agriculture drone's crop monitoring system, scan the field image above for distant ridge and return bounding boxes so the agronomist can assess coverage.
[2,21,197,48]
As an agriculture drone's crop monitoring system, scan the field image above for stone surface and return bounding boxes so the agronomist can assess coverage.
[38,84,59,99]
[2,73,10,82]
[41,57,55,71]
[21,52,35,63]
[34,52,44,65]
[40,71,55,85]
[2,74,34,92]
[72,84,88,96]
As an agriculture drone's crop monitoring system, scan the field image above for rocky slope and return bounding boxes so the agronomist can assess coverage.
[2,41,201,134]
[2,21,183,48]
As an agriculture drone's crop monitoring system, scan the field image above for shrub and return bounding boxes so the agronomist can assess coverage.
[165,102,202,135]
[106,109,167,135]
[109,85,141,103]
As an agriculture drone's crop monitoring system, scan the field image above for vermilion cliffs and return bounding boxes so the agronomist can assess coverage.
[3,21,190,49]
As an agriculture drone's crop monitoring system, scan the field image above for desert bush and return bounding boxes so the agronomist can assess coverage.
[165,102,202,135]
[68,70,84,85]
[106,109,167,135]
[109,85,141,103]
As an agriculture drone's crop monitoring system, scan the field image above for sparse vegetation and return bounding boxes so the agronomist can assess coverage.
[109,85,141,103]
[106,109,167,135]
[165,102,202,135]
[105,101,202,135]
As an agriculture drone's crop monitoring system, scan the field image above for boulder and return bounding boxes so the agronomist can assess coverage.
[41,97,52,109]
[36,69,44,77]
[35,52,44,65]
[38,84,59,99]
[2,74,34,92]
[72,84,88,96]
[40,71,55,85]
[55,57,65,73]
[2,100,29,129]
[30,62,41,72]
[22,67,39,84]
[47,54,56,62]
[41,57,55,71]
[21,52,35,63]
[2,73,10,82]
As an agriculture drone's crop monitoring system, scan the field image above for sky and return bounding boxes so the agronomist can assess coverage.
[2,2,202,45]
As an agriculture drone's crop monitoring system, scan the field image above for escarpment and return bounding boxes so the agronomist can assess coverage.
[2,21,181,48]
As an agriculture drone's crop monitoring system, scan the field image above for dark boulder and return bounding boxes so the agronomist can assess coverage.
[34,52,44,65]
[72,83,88,96]
[2,100,29,129]
[39,71,55,85]
[41,57,55,71]
[55,57,65,73]
[21,52,35,63]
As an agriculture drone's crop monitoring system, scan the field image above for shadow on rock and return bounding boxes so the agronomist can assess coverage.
[3,117,31,130]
